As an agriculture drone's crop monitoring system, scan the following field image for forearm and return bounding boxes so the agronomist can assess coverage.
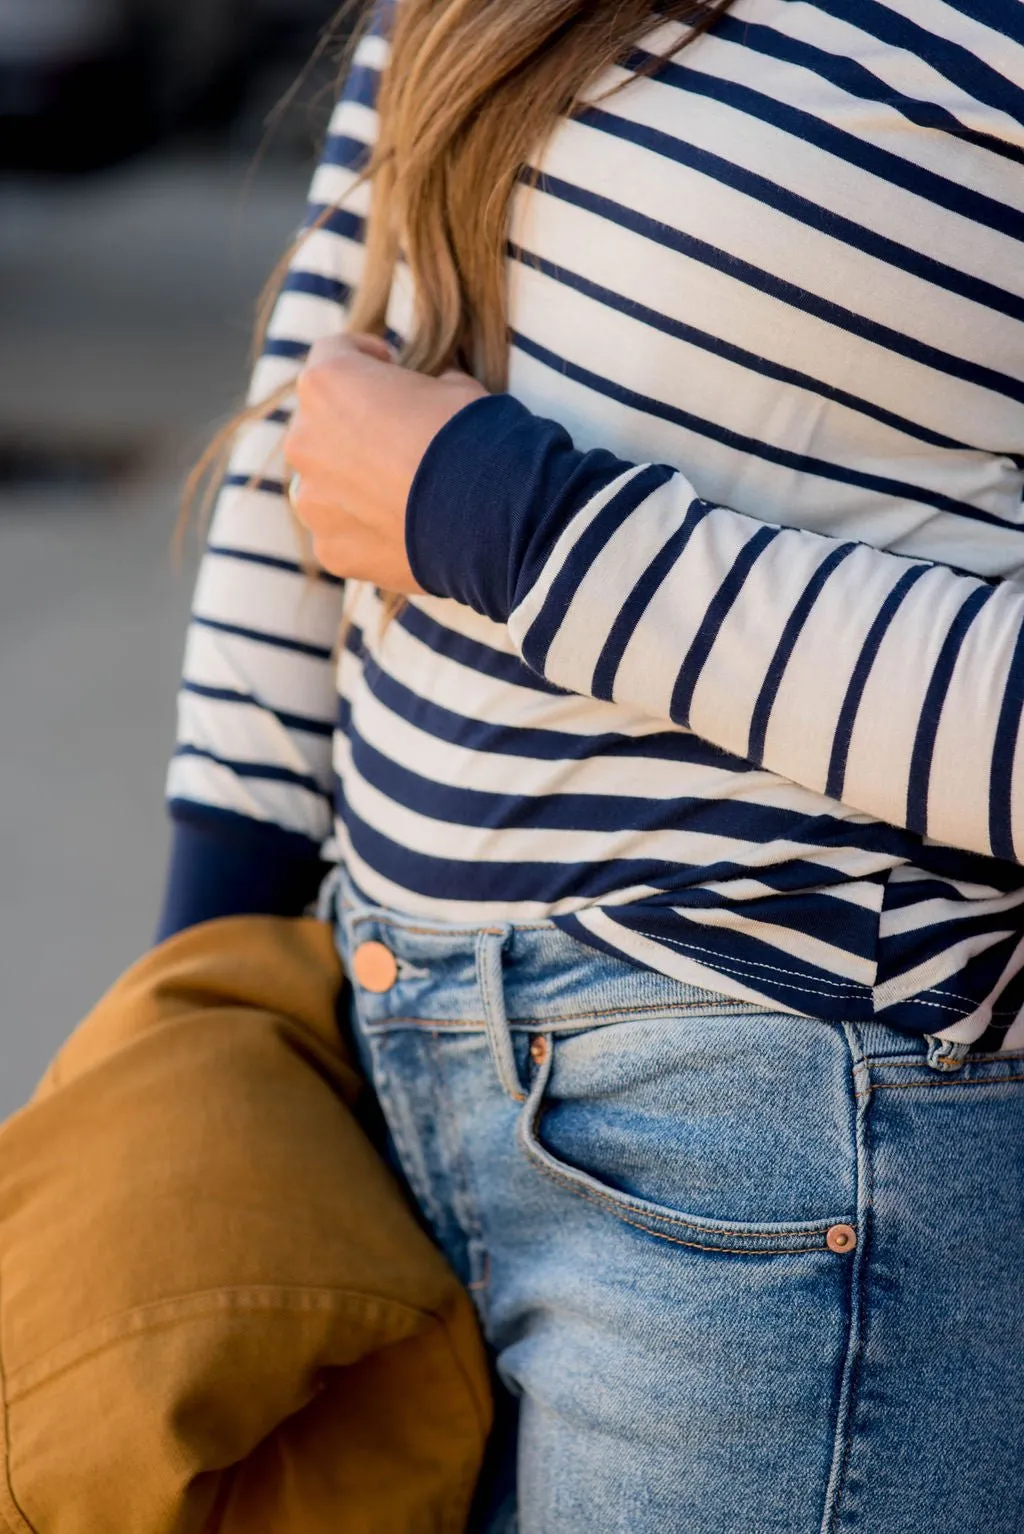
[407,392,1024,862]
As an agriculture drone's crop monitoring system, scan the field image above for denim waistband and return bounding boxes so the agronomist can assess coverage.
[322,869,956,1067]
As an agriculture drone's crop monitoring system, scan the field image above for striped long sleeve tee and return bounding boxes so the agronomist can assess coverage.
[165,0,1024,1052]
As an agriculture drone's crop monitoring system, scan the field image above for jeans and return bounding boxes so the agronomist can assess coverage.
[327,873,1024,1533]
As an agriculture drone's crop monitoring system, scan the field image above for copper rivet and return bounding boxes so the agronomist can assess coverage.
[826,1223,857,1254]
[529,1036,549,1064]
[351,940,399,993]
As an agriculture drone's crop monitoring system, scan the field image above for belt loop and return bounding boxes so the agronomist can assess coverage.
[924,1035,971,1073]
[476,928,524,1102]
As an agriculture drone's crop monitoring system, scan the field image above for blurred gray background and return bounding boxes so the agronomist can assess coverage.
[1,0,355,1114]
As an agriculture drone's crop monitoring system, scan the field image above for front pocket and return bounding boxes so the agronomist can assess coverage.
[516,1012,858,1256]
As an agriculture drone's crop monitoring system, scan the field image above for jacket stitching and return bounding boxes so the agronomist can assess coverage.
[0,1274,37,1533]
[6,1286,441,1404]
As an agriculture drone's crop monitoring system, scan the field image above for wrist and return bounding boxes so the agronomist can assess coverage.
[405,393,531,621]
[405,390,644,627]
[157,806,329,942]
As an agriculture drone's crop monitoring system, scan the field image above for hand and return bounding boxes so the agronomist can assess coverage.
[282,332,488,591]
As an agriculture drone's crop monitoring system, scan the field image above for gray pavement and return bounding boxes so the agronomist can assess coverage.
[0,151,309,1115]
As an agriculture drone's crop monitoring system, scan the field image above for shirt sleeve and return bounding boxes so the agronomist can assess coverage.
[157,13,390,940]
[406,392,1024,865]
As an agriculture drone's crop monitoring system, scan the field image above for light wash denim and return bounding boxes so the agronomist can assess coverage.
[326,871,1024,1533]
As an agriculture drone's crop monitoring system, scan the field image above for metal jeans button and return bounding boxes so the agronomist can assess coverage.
[351,940,399,993]
[826,1223,857,1254]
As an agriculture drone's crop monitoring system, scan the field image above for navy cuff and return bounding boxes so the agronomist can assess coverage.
[406,393,628,623]
[156,803,330,942]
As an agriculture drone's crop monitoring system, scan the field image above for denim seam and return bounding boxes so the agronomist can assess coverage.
[820,1025,872,1534]
[477,930,526,1104]
[856,1073,1024,1099]
[862,1052,1024,1070]
[361,998,767,1031]
[424,1035,492,1310]
[527,1154,839,1237]
[466,1253,490,1295]
[504,1000,763,1023]
[524,1157,834,1256]
[360,1035,450,1246]
[351,917,531,939]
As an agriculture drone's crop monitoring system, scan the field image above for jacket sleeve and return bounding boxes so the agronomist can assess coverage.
[405,392,1024,865]
[158,13,390,940]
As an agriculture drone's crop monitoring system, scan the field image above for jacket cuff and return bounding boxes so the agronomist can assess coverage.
[156,804,330,942]
[406,393,628,624]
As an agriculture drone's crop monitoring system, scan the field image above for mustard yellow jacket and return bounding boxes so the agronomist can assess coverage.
[0,916,491,1533]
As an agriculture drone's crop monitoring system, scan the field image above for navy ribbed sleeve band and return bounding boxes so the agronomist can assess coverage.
[156,803,330,941]
[405,392,632,623]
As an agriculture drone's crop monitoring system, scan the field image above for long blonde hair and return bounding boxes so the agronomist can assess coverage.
[183,0,734,533]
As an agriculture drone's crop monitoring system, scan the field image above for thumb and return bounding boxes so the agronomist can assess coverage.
[305,331,397,369]
[349,331,398,364]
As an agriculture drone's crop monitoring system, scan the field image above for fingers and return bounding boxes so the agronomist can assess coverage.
[284,482,338,538]
[305,331,396,369]
[353,333,399,364]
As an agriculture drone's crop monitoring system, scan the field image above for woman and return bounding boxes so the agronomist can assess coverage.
[161,0,1024,1527]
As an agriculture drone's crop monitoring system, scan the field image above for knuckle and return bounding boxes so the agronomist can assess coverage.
[302,499,340,538]
[295,363,323,404]
[308,332,348,365]
[311,537,346,577]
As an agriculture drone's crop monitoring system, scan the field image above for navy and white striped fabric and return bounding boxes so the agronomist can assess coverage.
[166,0,1024,1051]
